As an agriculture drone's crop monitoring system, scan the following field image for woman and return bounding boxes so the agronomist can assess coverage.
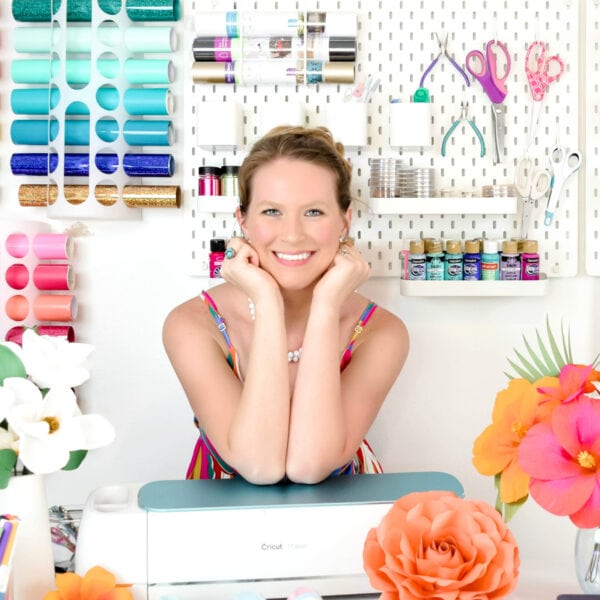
[163,126,409,485]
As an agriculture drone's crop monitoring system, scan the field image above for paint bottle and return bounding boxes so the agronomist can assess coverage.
[500,240,521,280]
[520,239,540,280]
[481,239,500,281]
[443,239,463,280]
[220,165,239,197]
[463,239,481,280]
[426,239,444,280]
[209,238,226,278]
[407,239,426,280]
[198,166,221,196]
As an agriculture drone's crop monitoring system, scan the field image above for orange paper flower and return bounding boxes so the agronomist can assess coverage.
[44,566,133,600]
[363,490,520,600]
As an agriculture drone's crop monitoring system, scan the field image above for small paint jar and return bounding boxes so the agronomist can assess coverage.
[220,165,239,197]
[209,238,226,278]
[520,239,540,280]
[198,166,221,196]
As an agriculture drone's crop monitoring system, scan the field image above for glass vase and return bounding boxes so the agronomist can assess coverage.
[575,526,600,593]
[0,474,56,599]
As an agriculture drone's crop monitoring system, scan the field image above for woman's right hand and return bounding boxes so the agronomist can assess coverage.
[219,237,279,301]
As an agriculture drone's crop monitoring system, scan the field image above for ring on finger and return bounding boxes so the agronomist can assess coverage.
[225,247,236,259]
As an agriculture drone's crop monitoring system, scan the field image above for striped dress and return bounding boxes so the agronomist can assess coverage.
[186,291,383,480]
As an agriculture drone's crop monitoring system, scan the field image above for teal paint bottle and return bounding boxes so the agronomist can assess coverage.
[426,239,444,280]
[443,239,463,280]
[481,239,500,280]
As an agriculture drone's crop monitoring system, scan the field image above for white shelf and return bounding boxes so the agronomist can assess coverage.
[369,196,518,215]
[399,274,548,297]
[196,195,238,214]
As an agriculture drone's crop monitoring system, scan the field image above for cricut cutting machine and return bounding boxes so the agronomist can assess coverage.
[75,472,463,599]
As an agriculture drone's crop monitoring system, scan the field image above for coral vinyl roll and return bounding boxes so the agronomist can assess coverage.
[33,264,73,290]
[33,294,77,322]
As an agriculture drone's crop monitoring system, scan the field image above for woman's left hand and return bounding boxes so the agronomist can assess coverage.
[313,241,371,306]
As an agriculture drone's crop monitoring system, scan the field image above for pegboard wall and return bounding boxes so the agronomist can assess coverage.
[183,0,582,278]
[585,0,600,276]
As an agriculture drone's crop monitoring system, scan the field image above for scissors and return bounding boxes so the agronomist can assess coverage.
[514,156,551,238]
[525,41,565,151]
[466,40,511,164]
[544,145,582,226]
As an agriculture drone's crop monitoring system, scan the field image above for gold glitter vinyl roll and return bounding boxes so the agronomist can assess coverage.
[19,184,119,206]
[122,185,181,208]
[18,184,58,206]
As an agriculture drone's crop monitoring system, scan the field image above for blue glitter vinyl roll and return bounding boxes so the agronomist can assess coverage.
[125,0,181,21]
[10,153,119,176]
[123,120,173,146]
[123,153,174,177]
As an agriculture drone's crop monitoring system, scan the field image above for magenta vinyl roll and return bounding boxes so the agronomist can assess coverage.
[33,294,77,322]
[33,233,73,259]
[5,264,30,290]
[5,325,75,344]
[33,264,73,290]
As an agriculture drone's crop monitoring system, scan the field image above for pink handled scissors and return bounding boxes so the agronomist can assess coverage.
[525,41,565,150]
[466,40,511,163]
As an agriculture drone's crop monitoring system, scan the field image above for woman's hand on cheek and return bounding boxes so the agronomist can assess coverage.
[220,239,279,297]
[314,243,371,304]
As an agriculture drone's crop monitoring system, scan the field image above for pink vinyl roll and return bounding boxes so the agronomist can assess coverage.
[5,233,29,258]
[32,233,73,260]
[33,294,77,322]
[5,264,30,290]
[33,264,73,290]
[5,325,75,344]
[5,295,29,321]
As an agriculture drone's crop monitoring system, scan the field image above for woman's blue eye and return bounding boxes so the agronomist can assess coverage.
[306,209,323,216]
[262,208,280,216]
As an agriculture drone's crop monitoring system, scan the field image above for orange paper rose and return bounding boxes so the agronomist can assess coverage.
[363,491,520,600]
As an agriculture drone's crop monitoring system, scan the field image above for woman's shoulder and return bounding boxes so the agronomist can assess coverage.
[356,295,409,347]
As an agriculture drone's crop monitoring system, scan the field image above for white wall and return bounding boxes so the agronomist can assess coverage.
[0,0,596,590]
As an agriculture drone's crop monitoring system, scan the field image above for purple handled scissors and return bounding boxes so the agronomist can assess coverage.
[466,40,511,164]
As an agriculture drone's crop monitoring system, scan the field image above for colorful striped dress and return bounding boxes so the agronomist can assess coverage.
[186,291,383,480]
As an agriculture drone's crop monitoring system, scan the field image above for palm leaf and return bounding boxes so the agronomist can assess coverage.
[545,316,567,373]
[506,316,572,381]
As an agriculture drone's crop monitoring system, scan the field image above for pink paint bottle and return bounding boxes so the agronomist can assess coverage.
[520,240,540,280]
[209,238,226,278]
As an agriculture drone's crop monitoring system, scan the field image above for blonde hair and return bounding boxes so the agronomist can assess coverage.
[237,126,353,215]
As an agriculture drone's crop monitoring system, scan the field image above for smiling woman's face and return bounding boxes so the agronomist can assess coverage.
[238,157,350,289]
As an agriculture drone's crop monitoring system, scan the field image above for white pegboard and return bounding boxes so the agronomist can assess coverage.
[183,0,580,278]
[585,0,600,276]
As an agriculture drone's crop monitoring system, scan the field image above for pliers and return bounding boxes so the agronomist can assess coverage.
[441,101,486,158]
[420,32,471,89]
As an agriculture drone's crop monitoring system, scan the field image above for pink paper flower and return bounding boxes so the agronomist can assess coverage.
[518,395,600,528]
[363,491,520,600]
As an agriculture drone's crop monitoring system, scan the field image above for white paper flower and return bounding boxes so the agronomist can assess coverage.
[20,329,94,389]
[7,386,115,474]
[0,427,17,452]
[0,377,41,421]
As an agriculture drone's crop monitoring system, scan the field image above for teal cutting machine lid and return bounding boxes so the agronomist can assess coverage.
[138,471,464,512]
[76,472,464,599]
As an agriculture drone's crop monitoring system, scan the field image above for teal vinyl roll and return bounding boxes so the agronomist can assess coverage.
[12,0,121,22]
[10,88,59,114]
[123,120,173,146]
[124,26,176,53]
[125,0,181,22]
[14,26,121,53]
[10,119,120,145]
[10,87,117,114]
[123,88,172,115]
[13,26,57,53]
[12,59,122,84]
[124,59,173,84]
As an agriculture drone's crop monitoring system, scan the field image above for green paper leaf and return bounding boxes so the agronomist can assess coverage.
[562,321,574,365]
[508,352,543,382]
[62,449,87,471]
[534,329,560,375]
[502,496,528,523]
[0,346,26,384]
[546,316,566,373]
[0,449,18,489]
[523,334,550,376]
